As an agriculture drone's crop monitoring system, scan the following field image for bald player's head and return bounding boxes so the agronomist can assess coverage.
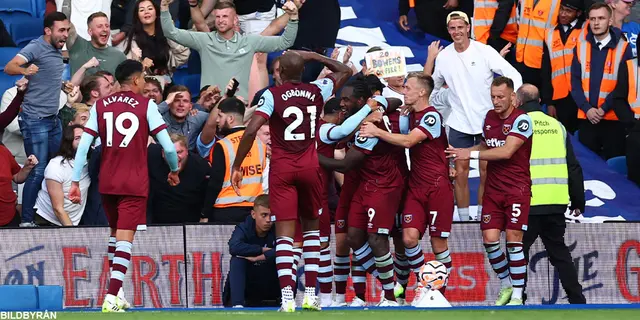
[278,51,305,82]
[516,84,540,107]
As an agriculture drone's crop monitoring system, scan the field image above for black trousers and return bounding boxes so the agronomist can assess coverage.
[628,124,640,186]
[211,207,252,224]
[523,214,586,304]
[223,256,280,307]
[578,119,627,160]
[515,61,542,90]
[554,97,580,134]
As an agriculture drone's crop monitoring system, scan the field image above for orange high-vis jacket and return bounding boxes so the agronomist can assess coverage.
[624,58,640,120]
[575,39,628,120]
[516,0,561,69]
[544,26,584,100]
[474,0,518,44]
[210,129,266,208]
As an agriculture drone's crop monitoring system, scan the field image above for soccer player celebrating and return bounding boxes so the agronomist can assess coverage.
[319,95,404,307]
[359,73,453,304]
[230,50,351,312]
[69,60,180,312]
[445,76,533,306]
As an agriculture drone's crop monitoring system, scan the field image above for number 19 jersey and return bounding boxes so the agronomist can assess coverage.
[255,78,334,173]
[84,90,168,197]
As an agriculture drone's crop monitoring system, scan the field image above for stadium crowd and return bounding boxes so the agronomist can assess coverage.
[0,0,639,311]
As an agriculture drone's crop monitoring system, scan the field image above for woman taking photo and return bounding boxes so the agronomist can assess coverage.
[118,0,190,78]
[34,125,91,226]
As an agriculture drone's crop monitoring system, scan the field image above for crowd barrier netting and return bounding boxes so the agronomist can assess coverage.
[1,223,639,308]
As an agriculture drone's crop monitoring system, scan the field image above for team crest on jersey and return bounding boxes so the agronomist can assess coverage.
[502,124,512,135]
[404,214,413,223]
[482,214,491,224]
[424,115,437,126]
[337,220,345,229]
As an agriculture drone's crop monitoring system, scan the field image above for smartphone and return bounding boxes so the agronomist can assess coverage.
[226,78,240,97]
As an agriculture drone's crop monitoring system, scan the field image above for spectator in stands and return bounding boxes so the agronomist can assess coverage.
[608,0,640,57]
[515,0,561,89]
[571,2,631,160]
[398,0,465,42]
[194,85,223,112]
[0,20,16,47]
[34,125,90,226]
[147,134,209,224]
[160,85,208,150]
[227,0,278,35]
[224,194,279,308]
[143,77,164,103]
[58,0,112,43]
[118,0,190,76]
[516,84,587,305]
[431,11,522,221]
[160,0,300,98]
[382,76,405,104]
[473,0,518,55]
[4,12,70,227]
[0,146,37,227]
[202,98,267,224]
[541,0,586,134]
[63,9,127,76]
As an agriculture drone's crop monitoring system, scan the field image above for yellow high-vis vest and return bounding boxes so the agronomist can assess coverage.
[529,111,570,206]
[213,130,266,208]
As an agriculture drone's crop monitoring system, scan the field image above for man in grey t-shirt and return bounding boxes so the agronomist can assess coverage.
[160,86,208,151]
[3,12,70,227]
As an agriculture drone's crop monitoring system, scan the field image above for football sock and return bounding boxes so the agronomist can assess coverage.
[458,207,470,221]
[476,205,483,220]
[318,247,333,294]
[351,258,367,300]
[394,253,410,287]
[108,236,116,272]
[354,243,378,276]
[507,242,526,299]
[276,236,295,290]
[374,252,396,301]
[107,241,132,296]
[334,254,350,295]
[484,241,511,289]
[405,243,425,280]
[292,246,302,285]
[435,249,452,295]
[302,231,321,291]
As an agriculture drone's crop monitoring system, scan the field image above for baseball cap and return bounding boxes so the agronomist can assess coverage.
[561,0,584,11]
[372,95,388,110]
[446,11,470,25]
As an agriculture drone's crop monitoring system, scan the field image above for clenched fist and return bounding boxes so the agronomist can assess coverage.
[23,64,39,76]
[24,154,38,169]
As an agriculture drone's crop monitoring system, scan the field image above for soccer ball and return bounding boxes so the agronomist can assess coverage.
[418,261,448,290]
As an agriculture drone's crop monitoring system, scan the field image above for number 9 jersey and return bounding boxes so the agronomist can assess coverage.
[254,77,335,174]
[84,91,168,197]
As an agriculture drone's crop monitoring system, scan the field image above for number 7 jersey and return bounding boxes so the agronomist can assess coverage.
[255,78,334,173]
[84,90,168,197]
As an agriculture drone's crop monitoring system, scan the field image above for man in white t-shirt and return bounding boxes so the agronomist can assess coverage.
[430,11,523,221]
[57,0,112,43]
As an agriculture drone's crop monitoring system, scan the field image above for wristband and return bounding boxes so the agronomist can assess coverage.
[470,150,480,159]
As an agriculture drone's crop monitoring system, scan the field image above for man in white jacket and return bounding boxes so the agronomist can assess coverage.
[430,11,523,222]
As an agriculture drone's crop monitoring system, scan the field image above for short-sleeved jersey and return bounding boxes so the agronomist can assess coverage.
[482,108,534,194]
[386,110,409,179]
[84,91,167,197]
[353,119,403,187]
[316,119,338,189]
[255,78,334,173]
[408,107,449,186]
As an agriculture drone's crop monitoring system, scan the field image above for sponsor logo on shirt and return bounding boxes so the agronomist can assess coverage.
[517,119,529,132]
[356,135,368,143]
[424,114,437,126]
[485,138,506,147]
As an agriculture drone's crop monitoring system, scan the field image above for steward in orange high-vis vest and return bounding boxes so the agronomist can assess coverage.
[203,98,268,223]
[540,0,587,134]
[570,3,632,160]
[515,0,561,88]
[473,0,518,52]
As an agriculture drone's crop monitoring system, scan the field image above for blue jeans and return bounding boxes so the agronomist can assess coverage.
[18,112,62,223]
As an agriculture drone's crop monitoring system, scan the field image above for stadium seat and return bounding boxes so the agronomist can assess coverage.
[0,0,37,17]
[10,17,43,47]
[0,47,20,69]
[173,71,201,98]
[607,156,628,175]
[0,73,22,96]
[31,0,46,17]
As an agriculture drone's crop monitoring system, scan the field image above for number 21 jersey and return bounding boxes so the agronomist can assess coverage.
[84,91,168,197]
[255,78,334,173]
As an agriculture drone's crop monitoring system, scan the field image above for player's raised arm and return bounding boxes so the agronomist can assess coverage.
[291,50,353,97]
[446,114,533,161]
[69,105,99,204]
[318,98,380,144]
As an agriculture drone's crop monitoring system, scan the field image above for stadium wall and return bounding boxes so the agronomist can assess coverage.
[0,223,639,308]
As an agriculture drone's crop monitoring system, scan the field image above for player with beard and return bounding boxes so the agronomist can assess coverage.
[69,60,180,312]
[446,76,533,306]
[230,50,351,312]
[319,94,403,307]
[360,73,454,305]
